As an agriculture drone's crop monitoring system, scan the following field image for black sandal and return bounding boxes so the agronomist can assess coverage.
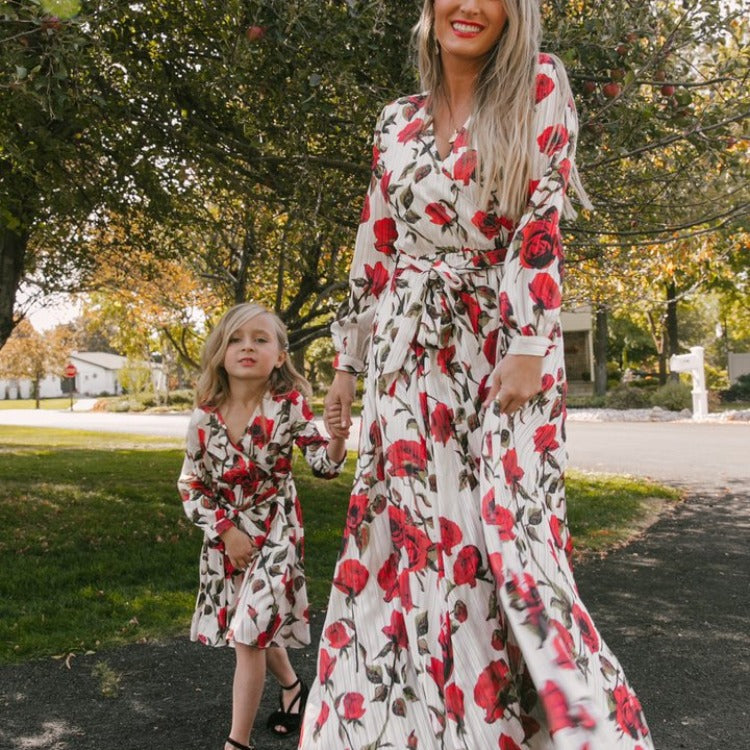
[225,738,255,750]
[266,677,308,736]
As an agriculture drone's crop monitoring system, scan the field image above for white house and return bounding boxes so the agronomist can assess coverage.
[0,351,128,400]
[561,305,594,384]
[68,352,128,396]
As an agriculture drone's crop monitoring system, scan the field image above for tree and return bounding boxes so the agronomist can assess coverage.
[1,0,195,349]
[0,318,73,405]
[557,1,749,384]
[3,0,747,389]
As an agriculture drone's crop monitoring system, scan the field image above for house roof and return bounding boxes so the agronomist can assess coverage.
[70,352,128,371]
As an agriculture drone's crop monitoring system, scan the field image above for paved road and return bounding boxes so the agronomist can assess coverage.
[566,420,750,491]
[2,409,748,490]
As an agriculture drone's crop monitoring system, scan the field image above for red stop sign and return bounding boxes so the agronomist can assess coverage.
[64,363,77,378]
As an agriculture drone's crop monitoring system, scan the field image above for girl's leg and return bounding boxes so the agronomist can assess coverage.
[226,643,266,750]
[265,645,297,690]
[265,646,307,734]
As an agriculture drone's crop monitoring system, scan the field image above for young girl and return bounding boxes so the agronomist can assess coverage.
[178,302,348,750]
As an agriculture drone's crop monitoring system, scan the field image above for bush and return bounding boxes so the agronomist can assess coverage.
[651,381,692,411]
[567,394,607,409]
[720,373,750,403]
[606,361,622,381]
[167,389,194,407]
[604,385,652,410]
[704,363,729,391]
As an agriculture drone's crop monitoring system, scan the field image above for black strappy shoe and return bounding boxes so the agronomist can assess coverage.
[266,677,309,736]
[225,737,255,750]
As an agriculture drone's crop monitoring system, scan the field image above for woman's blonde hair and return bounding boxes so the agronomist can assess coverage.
[195,302,311,407]
[413,0,589,220]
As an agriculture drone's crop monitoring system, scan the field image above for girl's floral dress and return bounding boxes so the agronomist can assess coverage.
[178,390,344,649]
[299,56,653,750]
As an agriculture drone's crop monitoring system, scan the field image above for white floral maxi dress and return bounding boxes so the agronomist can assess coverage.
[299,57,653,750]
[178,391,344,649]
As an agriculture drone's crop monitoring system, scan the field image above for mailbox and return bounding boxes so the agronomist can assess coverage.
[668,346,708,419]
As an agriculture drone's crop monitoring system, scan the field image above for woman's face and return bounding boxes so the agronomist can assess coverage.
[433,0,508,63]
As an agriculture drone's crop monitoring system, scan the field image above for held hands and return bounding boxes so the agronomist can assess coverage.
[324,371,357,439]
[220,526,258,570]
[483,354,544,415]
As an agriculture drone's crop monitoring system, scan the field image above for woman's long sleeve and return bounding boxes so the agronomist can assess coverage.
[331,106,398,374]
[499,58,579,358]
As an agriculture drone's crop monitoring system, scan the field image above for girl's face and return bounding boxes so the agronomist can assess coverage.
[433,0,508,63]
[222,313,285,388]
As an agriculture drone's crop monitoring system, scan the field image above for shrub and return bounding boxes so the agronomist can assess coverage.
[720,373,750,403]
[651,381,692,411]
[704,363,729,391]
[567,394,607,409]
[167,389,194,407]
[604,385,651,410]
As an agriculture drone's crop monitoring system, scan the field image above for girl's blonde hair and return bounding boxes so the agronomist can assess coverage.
[413,0,590,220]
[195,302,312,407]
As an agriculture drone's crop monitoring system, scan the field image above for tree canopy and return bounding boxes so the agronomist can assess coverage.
[2,0,747,386]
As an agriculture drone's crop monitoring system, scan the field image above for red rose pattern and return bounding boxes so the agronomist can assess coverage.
[333,559,369,597]
[612,684,649,739]
[425,201,454,226]
[529,272,562,311]
[304,54,653,750]
[429,402,454,445]
[474,659,512,722]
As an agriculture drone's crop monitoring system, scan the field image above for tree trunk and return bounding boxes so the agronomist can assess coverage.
[0,225,27,350]
[292,345,305,377]
[593,306,608,397]
[658,349,667,384]
[666,281,679,382]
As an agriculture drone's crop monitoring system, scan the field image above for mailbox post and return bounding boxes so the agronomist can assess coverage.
[668,346,708,419]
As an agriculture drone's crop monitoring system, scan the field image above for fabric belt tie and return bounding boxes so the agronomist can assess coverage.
[378,247,506,377]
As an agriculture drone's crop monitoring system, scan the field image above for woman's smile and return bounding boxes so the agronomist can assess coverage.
[451,19,486,38]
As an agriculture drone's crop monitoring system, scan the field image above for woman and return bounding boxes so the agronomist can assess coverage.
[301,2,653,748]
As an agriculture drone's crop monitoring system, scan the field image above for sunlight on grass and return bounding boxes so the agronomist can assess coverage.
[0,425,679,663]
[0,398,75,411]
[0,425,183,449]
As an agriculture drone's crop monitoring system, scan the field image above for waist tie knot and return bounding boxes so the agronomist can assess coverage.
[377,247,506,377]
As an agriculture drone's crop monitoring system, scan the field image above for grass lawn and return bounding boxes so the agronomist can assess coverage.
[0,426,679,664]
[0,397,77,410]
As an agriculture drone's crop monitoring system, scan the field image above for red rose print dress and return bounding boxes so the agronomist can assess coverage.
[178,391,344,649]
[299,57,653,750]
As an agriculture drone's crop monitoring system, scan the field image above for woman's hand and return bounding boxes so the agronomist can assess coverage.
[220,526,258,570]
[324,370,357,438]
[483,354,544,414]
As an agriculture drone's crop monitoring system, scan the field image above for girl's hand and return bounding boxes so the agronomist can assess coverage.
[326,434,349,464]
[324,371,357,438]
[220,526,258,570]
[483,354,543,414]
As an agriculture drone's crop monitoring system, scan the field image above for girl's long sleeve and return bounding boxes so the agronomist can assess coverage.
[290,394,346,479]
[331,106,398,374]
[177,410,236,540]
[499,57,579,359]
